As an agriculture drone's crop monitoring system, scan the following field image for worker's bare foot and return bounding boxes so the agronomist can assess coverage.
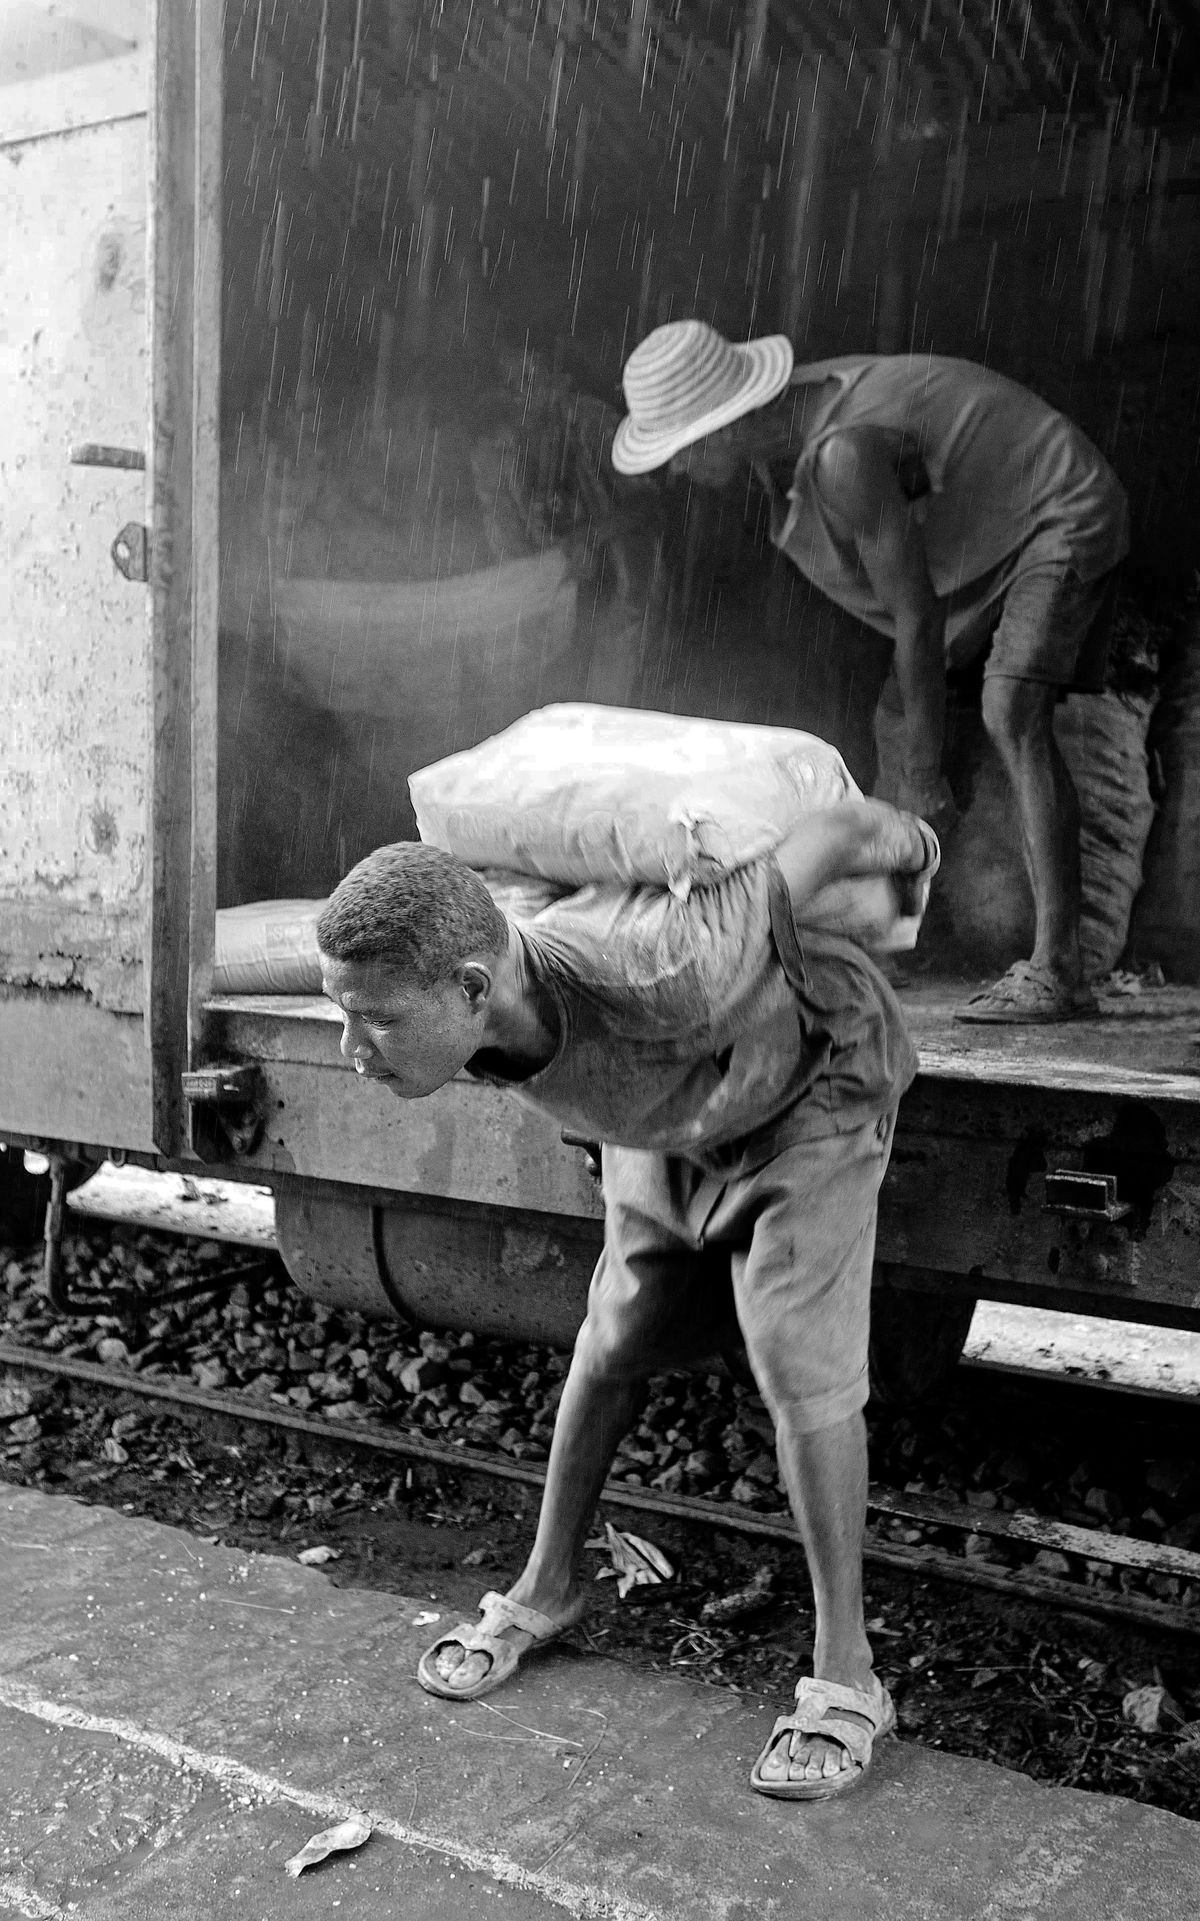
[751,1670,895,1800]
[417,1583,587,1701]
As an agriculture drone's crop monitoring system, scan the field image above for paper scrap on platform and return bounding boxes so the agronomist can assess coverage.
[284,1815,371,1877]
[297,1544,340,1566]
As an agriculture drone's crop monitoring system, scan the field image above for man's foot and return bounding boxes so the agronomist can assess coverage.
[416,1586,587,1701]
[750,1673,895,1801]
[954,960,1098,1025]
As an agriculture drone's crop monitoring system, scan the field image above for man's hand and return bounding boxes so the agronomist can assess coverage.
[843,798,939,882]
[775,799,937,918]
[897,773,958,843]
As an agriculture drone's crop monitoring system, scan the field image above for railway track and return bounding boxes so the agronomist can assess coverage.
[5,1199,1200,1818]
[3,1332,1200,1641]
[4,1172,1200,1644]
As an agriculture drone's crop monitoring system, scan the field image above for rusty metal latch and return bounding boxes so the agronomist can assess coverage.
[1043,1170,1131,1222]
[110,522,149,582]
[561,1130,602,1182]
[182,1063,266,1163]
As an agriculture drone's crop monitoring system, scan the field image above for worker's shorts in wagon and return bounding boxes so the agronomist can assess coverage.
[947,558,1121,694]
[575,1108,898,1437]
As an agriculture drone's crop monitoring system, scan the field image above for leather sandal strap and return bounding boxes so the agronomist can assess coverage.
[477,1591,560,1641]
[779,1707,876,1771]
[791,1675,886,1729]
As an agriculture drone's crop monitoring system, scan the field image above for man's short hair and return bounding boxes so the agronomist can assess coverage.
[316,843,507,987]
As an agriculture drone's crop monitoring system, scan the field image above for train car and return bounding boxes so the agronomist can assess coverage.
[3,0,1200,1396]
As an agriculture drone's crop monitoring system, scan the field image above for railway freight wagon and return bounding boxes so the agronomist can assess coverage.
[4,0,1200,1396]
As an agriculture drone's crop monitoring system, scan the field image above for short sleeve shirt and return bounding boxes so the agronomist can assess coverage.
[773,355,1130,649]
[468,858,918,1171]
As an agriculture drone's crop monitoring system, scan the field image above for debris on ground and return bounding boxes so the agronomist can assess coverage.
[284,1814,371,1877]
[297,1544,340,1566]
[1123,1681,1184,1734]
[590,1523,675,1599]
[700,1565,775,1624]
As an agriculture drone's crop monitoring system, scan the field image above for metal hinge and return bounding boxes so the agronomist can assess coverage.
[1043,1170,1131,1222]
[111,522,149,582]
[182,1063,266,1163]
[67,445,150,584]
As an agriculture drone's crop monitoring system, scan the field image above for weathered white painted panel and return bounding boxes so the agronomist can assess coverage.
[0,43,149,1003]
[0,990,153,1149]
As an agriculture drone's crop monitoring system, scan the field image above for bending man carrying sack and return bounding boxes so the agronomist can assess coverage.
[319,781,937,1802]
[612,321,1130,1023]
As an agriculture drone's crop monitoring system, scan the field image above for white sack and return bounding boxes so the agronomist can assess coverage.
[211,877,574,997]
[213,899,326,994]
[410,703,860,898]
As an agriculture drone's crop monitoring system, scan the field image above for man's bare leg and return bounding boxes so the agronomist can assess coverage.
[433,1346,645,1691]
[753,1410,877,1786]
[981,675,1083,983]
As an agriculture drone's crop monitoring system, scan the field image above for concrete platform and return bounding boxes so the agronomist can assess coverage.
[0,1486,1197,1920]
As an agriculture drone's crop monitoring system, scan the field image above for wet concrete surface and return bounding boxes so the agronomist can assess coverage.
[1,1483,1198,1920]
[0,1704,562,1920]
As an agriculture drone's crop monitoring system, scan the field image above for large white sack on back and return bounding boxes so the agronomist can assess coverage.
[410,704,859,897]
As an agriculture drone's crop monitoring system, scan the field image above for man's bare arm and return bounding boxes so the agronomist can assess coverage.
[813,429,947,794]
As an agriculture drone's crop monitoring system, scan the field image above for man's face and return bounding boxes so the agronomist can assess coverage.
[667,426,744,488]
[321,955,490,1099]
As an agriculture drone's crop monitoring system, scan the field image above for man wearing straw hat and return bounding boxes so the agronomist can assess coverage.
[612,321,1130,1025]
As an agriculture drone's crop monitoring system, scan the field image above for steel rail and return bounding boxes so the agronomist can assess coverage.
[3,1341,1199,1639]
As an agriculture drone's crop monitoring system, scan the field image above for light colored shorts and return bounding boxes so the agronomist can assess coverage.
[575,1108,897,1437]
[947,561,1119,693]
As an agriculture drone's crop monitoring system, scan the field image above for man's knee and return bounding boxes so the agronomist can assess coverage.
[980,674,1056,754]
[571,1309,652,1387]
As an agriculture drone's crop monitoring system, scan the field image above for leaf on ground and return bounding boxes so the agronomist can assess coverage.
[284,1815,371,1878]
[1122,1683,1183,1734]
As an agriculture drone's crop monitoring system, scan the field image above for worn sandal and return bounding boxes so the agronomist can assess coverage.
[750,1674,896,1802]
[954,960,1098,1026]
[416,1590,584,1701]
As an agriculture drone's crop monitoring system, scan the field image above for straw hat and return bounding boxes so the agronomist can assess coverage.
[611,319,794,475]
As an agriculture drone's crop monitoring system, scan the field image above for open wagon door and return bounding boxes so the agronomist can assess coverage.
[0,0,221,1167]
